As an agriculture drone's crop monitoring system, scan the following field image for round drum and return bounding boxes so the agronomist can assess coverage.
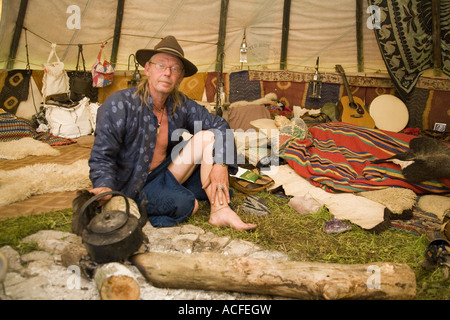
[369,95,409,132]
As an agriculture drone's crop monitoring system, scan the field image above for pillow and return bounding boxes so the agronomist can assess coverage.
[227,104,271,131]
[249,118,278,145]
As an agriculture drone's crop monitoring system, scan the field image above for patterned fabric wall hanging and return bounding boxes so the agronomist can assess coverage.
[261,81,306,109]
[368,0,450,97]
[304,83,341,109]
[440,0,450,76]
[228,71,262,103]
[249,70,450,91]
[0,70,30,115]
[179,72,207,101]
[205,72,229,103]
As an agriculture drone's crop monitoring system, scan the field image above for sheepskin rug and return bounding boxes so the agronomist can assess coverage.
[0,137,60,160]
[0,159,91,207]
[359,187,417,215]
[264,164,387,230]
[417,195,450,221]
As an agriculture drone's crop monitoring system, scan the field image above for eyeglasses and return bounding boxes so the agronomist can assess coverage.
[149,62,184,75]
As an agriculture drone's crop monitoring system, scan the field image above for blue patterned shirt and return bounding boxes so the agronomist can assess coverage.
[89,87,237,200]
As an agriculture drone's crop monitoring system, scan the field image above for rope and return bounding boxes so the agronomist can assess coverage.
[23,27,112,47]
[23,28,39,115]
[24,28,31,72]
[120,33,218,46]
[23,27,216,48]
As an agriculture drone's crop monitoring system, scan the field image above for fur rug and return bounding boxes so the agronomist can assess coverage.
[229,93,278,108]
[359,188,417,215]
[417,195,450,221]
[0,159,91,207]
[0,137,60,160]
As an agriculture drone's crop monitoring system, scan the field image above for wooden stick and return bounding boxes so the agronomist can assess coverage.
[356,0,364,72]
[432,0,442,76]
[132,252,416,300]
[280,0,291,70]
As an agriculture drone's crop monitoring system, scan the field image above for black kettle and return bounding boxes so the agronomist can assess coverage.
[77,191,148,263]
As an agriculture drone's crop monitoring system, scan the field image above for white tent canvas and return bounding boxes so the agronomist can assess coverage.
[0,0,386,73]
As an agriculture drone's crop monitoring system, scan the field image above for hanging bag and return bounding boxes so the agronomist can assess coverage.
[45,97,93,138]
[69,44,93,101]
[42,44,70,99]
[91,44,114,88]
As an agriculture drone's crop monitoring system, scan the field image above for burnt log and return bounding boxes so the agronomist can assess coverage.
[94,262,140,300]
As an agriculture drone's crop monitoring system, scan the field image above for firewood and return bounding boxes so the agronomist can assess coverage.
[132,252,416,300]
[94,263,140,300]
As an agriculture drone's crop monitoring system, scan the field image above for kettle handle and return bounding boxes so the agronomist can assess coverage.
[78,190,131,229]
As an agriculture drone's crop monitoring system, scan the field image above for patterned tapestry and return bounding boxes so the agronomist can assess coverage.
[179,72,207,101]
[442,1,450,76]
[0,70,30,115]
[205,72,229,103]
[368,0,450,97]
[228,71,262,103]
[304,83,341,109]
[261,81,306,109]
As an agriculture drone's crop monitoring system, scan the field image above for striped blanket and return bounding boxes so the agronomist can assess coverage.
[283,122,450,195]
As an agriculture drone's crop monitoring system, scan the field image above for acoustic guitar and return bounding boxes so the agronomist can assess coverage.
[335,65,375,128]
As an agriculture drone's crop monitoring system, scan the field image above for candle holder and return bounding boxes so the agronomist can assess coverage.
[309,57,322,99]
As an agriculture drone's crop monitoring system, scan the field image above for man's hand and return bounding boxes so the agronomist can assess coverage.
[202,164,230,205]
[88,187,113,206]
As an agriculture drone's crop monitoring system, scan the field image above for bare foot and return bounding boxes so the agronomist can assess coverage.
[209,206,257,231]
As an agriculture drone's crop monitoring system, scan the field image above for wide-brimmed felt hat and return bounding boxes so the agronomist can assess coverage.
[136,36,198,77]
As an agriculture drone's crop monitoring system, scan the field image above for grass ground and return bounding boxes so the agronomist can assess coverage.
[0,191,448,300]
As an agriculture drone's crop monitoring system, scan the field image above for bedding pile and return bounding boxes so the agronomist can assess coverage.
[282,122,450,195]
[258,120,449,231]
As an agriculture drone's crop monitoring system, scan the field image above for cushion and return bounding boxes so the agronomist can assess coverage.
[249,118,278,145]
[227,104,271,131]
[250,118,278,131]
